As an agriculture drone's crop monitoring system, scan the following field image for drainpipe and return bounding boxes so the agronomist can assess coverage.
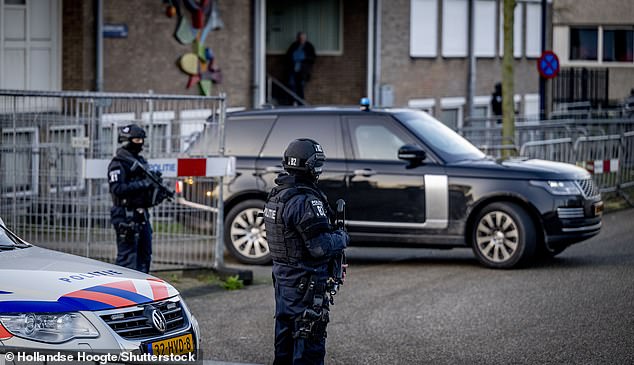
[367,0,375,102]
[253,0,266,107]
[539,0,546,118]
[371,0,381,105]
[96,0,103,91]
[466,0,476,125]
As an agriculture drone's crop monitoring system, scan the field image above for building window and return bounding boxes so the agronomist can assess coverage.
[267,0,342,55]
[48,125,85,192]
[142,111,174,155]
[100,113,136,157]
[442,0,468,57]
[410,0,438,57]
[603,29,634,63]
[440,97,465,129]
[1,128,38,196]
[525,3,542,58]
[408,98,436,114]
[474,0,496,57]
[570,27,598,61]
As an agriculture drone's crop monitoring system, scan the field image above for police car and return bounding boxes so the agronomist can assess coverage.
[0,217,199,362]
[186,104,603,269]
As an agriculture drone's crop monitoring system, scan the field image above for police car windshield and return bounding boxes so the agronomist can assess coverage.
[396,111,486,163]
[0,225,30,248]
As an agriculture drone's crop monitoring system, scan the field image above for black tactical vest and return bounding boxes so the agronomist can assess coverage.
[264,184,329,264]
[110,149,154,209]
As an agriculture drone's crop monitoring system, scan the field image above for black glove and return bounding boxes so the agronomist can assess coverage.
[138,177,154,189]
[150,170,163,184]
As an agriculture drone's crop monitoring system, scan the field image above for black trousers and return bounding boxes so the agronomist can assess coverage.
[273,282,327,365]
[115,221,152,273]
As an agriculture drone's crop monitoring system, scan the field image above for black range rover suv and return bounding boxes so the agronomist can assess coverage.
[187,107,603,269]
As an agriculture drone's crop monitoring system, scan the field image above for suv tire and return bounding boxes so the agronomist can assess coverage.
[224,199,271,264]
[471,202,536,269]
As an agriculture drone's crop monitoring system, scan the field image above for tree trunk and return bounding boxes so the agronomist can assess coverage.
[502,0,516,157]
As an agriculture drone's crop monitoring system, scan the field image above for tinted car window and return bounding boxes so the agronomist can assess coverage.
[261,115,344,159]
[395,111,485,163]
[347,116,414,160]
[187,116,275,157]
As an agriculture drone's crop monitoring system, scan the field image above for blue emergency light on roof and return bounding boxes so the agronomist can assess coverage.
[360,97,371,111]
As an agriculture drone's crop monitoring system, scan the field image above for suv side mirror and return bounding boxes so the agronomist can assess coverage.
[398,144,427,169]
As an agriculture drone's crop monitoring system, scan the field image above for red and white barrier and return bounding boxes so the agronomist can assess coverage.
[577,159,619,174]
[84,157,236,179]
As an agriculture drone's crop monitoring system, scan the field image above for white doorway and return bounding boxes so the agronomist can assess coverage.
[0,0,61,90]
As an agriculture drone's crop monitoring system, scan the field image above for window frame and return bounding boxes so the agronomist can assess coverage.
[440,97,465,130]
[442,0,469,58]
[266,0,344,56]
[408,98,436,115]
[1,127,39,197]
[569,26,599,62]
[410,0,438,58]
[99,112,137,158]
[141,111,174,156]
[47,124,86,193]
[602,27,634,64]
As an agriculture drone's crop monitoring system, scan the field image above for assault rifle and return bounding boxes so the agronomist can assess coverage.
[129,160,175,206]
[328,198,347,300]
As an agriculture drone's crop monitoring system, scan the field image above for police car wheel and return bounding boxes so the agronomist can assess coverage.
[471,202,536,269]
[224,199,271,265]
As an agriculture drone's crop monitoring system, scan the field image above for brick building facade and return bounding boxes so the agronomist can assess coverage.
[2,0,631,121]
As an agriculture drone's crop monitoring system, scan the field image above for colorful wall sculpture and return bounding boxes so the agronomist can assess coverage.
[164,0,223,96]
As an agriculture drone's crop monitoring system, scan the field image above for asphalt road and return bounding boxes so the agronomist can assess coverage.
[186,208,634,365]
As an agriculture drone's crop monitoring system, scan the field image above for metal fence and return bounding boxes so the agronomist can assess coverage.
[459,117,634,194]
[553,68,609,108]
[0,90,227,270]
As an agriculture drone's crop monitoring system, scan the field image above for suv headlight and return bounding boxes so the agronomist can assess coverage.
[0,313,99,343]
[530,180,581,195]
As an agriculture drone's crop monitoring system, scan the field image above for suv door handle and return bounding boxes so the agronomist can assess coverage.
[353,169,376,177]
[265,166,284,173]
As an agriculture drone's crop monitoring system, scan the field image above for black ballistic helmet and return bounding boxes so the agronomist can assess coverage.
[283,138,326,178]
[117,124,146,143]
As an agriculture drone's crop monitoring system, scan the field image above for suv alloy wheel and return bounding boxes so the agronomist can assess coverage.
[471,202,536,269]
[224,199,271,264]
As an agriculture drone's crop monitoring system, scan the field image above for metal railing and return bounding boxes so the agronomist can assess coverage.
[459,116,634,195]
[0,90,227,270]
[266,74,308,106]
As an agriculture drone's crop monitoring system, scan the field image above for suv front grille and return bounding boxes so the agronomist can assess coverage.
[576,179,600,198]
[100,299,186,340]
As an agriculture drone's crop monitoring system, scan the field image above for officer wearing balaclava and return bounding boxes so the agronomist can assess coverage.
[107,124,156,273]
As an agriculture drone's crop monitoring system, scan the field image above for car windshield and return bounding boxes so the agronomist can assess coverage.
[0,224,30,249]
[395,111,486,163]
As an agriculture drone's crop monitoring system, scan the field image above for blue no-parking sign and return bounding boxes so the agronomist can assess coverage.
[537,51,560,79]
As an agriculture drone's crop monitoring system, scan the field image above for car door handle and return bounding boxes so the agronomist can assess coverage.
[353,169,376,177]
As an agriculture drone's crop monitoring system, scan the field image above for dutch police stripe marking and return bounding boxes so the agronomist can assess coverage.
[0,300,86,313]
[82,285,153,304]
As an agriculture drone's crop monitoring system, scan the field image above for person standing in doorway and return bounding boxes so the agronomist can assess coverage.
[285,32,316,104]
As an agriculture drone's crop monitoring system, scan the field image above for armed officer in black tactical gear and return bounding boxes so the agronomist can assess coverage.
[108,124,168,273]
[263,138,349,365]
